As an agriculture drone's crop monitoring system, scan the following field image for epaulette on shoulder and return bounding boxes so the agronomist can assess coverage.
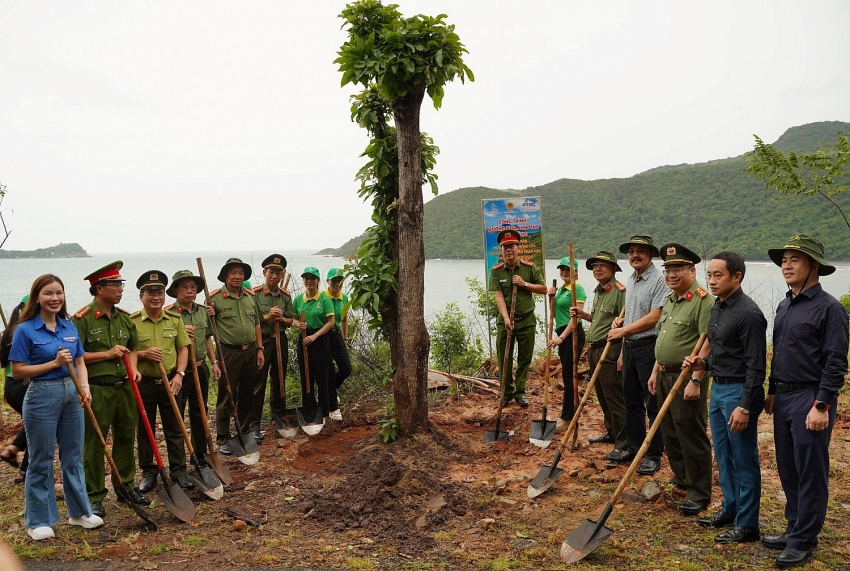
[210,288,221,296]
[116,306,131,314]
[243,287,254,296]
[74,306,91,319]
[252,285,263,293]
[615,282,626,291]
[666,291,674,298]
[493,263,505,270]
[520,260,534,266]
[129,310,142,319]
[165,309,181,318]
[282,288,292,296]
[163,303,175,311]
[695,287,708,298]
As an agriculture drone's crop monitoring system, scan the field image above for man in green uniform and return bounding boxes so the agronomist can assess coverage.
[488,229,547,407]
[251,254,296,440]
[207,258,264,453]
[165,270,221,463]
[130,271,192,493]
[570,251,628,459]
[648,243,714,515]
[73,261,148,517]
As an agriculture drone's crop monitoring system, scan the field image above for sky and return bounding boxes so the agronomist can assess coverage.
[1,0,848,253]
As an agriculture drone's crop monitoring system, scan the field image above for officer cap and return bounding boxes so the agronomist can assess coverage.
[262,254,287,270]
[326,268,344,280]
[660,243,700,267]
[84,261,124,286]
[585,250,623,272]
[136,270,168,291]
[619,235,660,257]
[301,267,321,279]
[166,270,205,298]
[217,257,252,283]
[556,256,579,270]
[767,233,835,276]
[497,229,521,245]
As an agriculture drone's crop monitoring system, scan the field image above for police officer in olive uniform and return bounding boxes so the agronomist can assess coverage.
[251,254,296,440]
[570,251,628,458]
[648,244,714,516]
[488,229,547,407]
[73,261,148,517]
[207,258,264,453]
[165,270,221,463]
[130,271,192,493]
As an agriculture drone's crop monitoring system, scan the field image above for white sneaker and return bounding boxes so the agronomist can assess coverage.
[27,526,54,540]
[329,409,343,421]
[69,514,104,529]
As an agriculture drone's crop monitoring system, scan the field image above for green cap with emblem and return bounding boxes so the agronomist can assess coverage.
[557,256,579,270]
[136,270,168,290]
[660,243,701,267]
[301,267,321,279]
[217,257,252,282]
[326,267,344,280]
[585,250,623,272]
[618,235,660,257]
[166,270,205,298]
[768,233,835,276]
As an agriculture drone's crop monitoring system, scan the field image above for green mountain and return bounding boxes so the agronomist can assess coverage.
[0,243,90,259]
[319,121,850,260]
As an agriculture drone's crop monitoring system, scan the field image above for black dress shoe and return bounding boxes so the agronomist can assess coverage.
[501,398,511,408]
[177,475,195,490]
[603,449,629,462]
[636,458,660,475]
[715,526,760,544]
[679,499,708,515]
[763,533,817,550]
[138,475,157,493]
[697,511,735,528]
[90,501,105,518]
[514,396,528,407]
[252,430,264,444]
[589,433,614,444]
[219,443,233,455]
[776,546,813,568]
[129,487,151,506]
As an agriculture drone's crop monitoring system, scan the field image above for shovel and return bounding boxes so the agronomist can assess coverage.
[68,365,158,530]
[273,321,299,438]
[196,257,260,465]
[528,307,626,498]
[188,350,231,486]
[158,363,224,501]
[530,279,557,448]
[484,284,517,442]
[298,310,324,436]
[568,243,580,451]
[123,354,195,523]
[559,333,707,564]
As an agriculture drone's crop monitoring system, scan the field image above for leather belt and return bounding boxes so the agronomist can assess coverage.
[89,378,125,387]
[624,337,656,348]
[712,376,745,385]
[589,339,621,349]
[141,373,174,385]
[776,382,819,393]
[221,343,255,351]
[658,364,682,373]
[513,313,529,321]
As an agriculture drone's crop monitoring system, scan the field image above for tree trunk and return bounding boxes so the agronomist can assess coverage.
[391,85,430,435]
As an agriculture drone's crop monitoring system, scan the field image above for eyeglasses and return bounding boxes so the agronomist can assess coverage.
[143,288,165,297]
[663,266,692,275]
[102,280,125,288]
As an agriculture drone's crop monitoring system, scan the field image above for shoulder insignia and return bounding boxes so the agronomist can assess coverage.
[252,285,263,293]
[493,263,505,270]
[695,287,708,298]
[210,288,221,296]
[604,284,611,292]
[282,288,292,296]
[164,303,175,311]
[615,282,626,291]
[666,291,674,298]
[129,311,142,319]
[243,287,255,296]
[520,260,534,266]
[74,306,91,319]
[165,309,181,318]
[116,306,131,314]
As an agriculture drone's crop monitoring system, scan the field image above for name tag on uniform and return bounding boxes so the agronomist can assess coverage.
[89,328,103,335]
[63,336,77,342]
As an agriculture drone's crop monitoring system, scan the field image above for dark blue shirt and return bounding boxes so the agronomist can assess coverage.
[706,288,767,410]
[769,283,849,402]
[9,315,85,380]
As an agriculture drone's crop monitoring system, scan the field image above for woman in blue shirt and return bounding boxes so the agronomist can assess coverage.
[9,274,103,540]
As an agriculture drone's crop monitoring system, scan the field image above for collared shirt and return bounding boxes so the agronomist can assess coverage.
[131,309,191,378]
[705,288,767,410]
[623,264,668,341]
[292,291,334,330]
[72,299,139,380]
[655,281,714,365]
[769,283,849,401]
[488,259,545,320]
[209,287,261,346]
[254,283,295,338]
[166,302,213,362]
[553,282,587,329]
[587,277,626,344]
[9,315,84,380]
[325,288,350,326]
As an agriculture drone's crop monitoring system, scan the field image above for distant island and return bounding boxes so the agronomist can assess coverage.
[0,243,90,259]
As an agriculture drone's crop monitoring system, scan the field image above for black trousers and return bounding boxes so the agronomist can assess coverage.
[216,345,257,442]
[622,341,663,460]
[297,330,332,416]
[3,376,29,472]
[180,362,210,457]
[557,325,585,421]
[251,334,289,430]
[327,327,352,390]
[137,374,187,479]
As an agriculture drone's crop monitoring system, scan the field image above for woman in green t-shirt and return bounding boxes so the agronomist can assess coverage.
[546,258,586,429]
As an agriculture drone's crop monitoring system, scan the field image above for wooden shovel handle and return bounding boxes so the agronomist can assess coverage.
[568,243,579,409]
[188,350,216,455]
[158,362,196,456]
[300,310,311,393]
[541,278,557,409]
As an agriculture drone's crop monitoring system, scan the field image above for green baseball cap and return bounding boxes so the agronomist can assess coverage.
[301,267,321,279]
[767,233,835,276]
[326,268,344,280]
[619,235,660,257]
[166,270,205,298]
[557,257,579,270]
[585,250,622,272]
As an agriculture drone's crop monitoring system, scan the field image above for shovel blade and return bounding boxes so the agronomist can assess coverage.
[204,452,231,486]
[189,467,224,501]
[116,484,158,530]
[559,520,614,564]
[529,419,556,448]
[298,406,324,436]
[527,465,564,498]
[273,410,300,438]
[156,482,196,523]
[484,429,510,442]
[232,432,260,465]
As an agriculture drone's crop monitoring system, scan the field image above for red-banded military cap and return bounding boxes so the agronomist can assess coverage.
[497,229,521,245]
[83,261,124,286]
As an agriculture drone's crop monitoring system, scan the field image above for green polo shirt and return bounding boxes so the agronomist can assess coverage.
[209,286,261,346]
[165,302,213,362]
[292,291,334,330]
[253,283,296,338]
[72,300,139,380]
[553,282,587,329]
[324,288,350,325]
[654,282,714,365]
[488,259,544,321]
[587,278,626,344]
[130,309,191,378]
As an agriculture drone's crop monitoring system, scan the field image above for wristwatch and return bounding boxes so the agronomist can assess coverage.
[814,400,830,412]
[689,377,701,386]
[175,371,185,377]
[737,407,750,415]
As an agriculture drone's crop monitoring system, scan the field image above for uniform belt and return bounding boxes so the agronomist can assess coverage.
[141,373,174,385]
[513,312,529,321]
[658,364,682,373]
[776,382,819,393]
[589,338,621,349]
[221,343,255,351]
[624,337,656,348]
[712,376,745,385]
[89,378,125,387]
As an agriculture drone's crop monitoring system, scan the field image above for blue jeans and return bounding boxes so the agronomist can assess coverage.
[709,382,763,527]
[23,377,92,528]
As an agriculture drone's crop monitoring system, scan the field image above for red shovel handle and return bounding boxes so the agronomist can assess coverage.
[123,353,166,471]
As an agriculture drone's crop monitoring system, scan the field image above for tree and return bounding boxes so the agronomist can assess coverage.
[336,0,473,435]
[745,133,850,230]
[0,182,10,249]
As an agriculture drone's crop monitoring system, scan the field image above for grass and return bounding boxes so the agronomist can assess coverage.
[346,556,375,569]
